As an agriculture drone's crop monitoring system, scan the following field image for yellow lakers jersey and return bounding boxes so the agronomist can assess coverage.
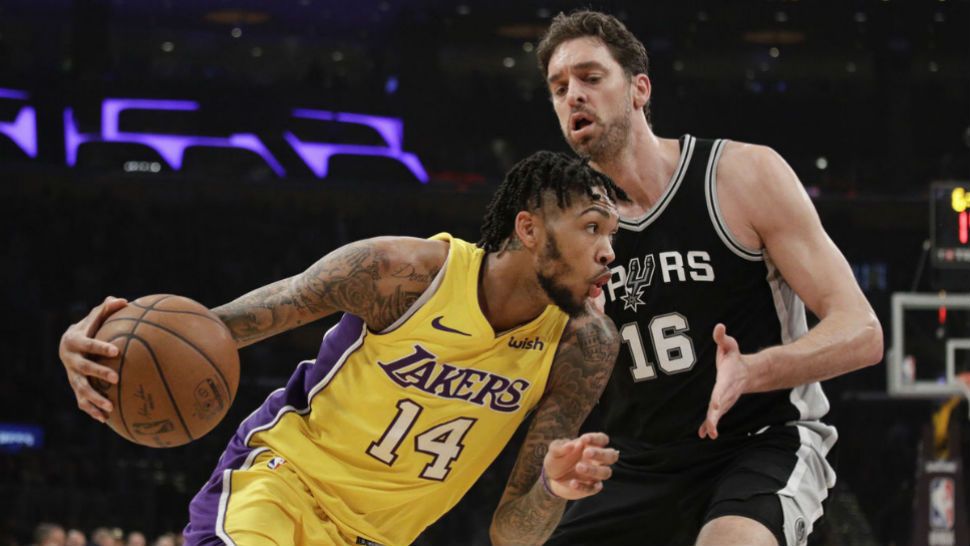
[238,234,570,545]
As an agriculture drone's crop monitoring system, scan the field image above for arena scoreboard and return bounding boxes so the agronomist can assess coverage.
[931,182,970,268]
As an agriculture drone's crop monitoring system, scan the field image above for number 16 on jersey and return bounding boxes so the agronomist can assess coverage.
[621,312,697,381]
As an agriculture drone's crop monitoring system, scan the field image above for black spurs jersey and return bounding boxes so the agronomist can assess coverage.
[601,135,833,445]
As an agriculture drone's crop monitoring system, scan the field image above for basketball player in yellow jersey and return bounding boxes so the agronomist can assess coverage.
[60,151,627,545]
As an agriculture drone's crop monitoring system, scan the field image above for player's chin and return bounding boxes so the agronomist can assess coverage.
[568,140,592,156]
[560,293,590,318]
[571,287,594,306]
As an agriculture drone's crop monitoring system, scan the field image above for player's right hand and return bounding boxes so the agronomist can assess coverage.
[543,432,619,500]
[59,296,127,423]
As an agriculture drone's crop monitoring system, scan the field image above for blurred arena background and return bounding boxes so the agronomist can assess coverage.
[1,1,969,545]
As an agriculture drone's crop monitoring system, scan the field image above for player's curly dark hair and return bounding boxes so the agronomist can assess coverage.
[477,151,627,252]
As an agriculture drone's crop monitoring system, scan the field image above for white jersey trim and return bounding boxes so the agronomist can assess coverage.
[765,255,832,425]
[705,139,764,261]
[765,254,807,345]
[776,422,838,545]
[619,135,695,232]
[216,446,270,546]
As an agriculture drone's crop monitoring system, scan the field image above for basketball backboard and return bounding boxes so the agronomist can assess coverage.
[889,292,970,399]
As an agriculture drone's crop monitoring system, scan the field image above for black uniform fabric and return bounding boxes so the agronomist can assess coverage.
[548,426,799,546]
[599,135,804,445]
[550,136,834,546]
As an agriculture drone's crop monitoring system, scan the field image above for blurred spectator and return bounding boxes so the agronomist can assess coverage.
[90,528,113,546]
[32,523,65,546]
[151,534,176,546]
[125,532,145,546]
[65,529,86,546]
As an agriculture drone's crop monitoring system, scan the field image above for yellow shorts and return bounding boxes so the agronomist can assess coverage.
[221,451,355,546]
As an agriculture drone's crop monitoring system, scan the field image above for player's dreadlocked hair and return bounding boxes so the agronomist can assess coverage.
[478,151,627,252]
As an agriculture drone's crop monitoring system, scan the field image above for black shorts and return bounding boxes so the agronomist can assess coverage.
[547,423,835,546]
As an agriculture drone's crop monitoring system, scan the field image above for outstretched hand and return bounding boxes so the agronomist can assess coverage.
[543,432,619,500]
[698,323,750,440]
[59,296,128,422]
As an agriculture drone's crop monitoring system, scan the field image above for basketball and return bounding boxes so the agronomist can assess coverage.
[91,294,240,448]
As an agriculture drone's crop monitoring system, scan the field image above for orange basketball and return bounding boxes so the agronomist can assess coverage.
[92,294,240,447]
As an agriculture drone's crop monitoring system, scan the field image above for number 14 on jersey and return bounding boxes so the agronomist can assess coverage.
[366,399,477,481]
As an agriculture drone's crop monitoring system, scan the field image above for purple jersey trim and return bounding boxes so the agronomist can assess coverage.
[184,314,367,545]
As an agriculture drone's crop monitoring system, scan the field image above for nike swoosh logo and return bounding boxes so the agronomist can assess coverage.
[431,316,472,336]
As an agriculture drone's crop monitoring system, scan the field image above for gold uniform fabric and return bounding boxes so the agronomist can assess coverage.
[229,234,569,545]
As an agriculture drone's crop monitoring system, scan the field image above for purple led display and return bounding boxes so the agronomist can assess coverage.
[0,88,29,100]
[9,94,428,182]
[286,108,428,183]
[65,98,285,175]
[0,88,38,158]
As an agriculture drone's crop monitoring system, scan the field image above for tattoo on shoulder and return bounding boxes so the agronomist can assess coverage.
[216,240,435,342]
[391,263,441,284]
[297,242,430,329]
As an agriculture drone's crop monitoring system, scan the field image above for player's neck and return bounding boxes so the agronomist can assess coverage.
[591,121,680,213]
[478,252,549,333]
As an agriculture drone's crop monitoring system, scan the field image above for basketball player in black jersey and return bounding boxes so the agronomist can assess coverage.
[505,10,885,546]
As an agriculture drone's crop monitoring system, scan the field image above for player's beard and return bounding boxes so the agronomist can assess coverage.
[536,231,585,318]
[566,104,632,163]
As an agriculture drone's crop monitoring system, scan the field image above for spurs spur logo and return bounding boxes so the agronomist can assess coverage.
[619,256,654,312]
[606,251,715,312]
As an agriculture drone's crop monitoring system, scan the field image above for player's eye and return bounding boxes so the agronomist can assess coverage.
[586,223,598,234]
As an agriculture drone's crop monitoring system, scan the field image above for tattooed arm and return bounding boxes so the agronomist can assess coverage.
[214,236,448,347]
[490,304,620,546]
[58,237,447,421]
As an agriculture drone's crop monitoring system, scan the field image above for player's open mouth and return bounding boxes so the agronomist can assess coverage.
[588,272,611,298]
[571,112,595,135]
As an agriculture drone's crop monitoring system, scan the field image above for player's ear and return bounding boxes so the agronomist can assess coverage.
[514,210,542,250]
[632,74,651,110]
